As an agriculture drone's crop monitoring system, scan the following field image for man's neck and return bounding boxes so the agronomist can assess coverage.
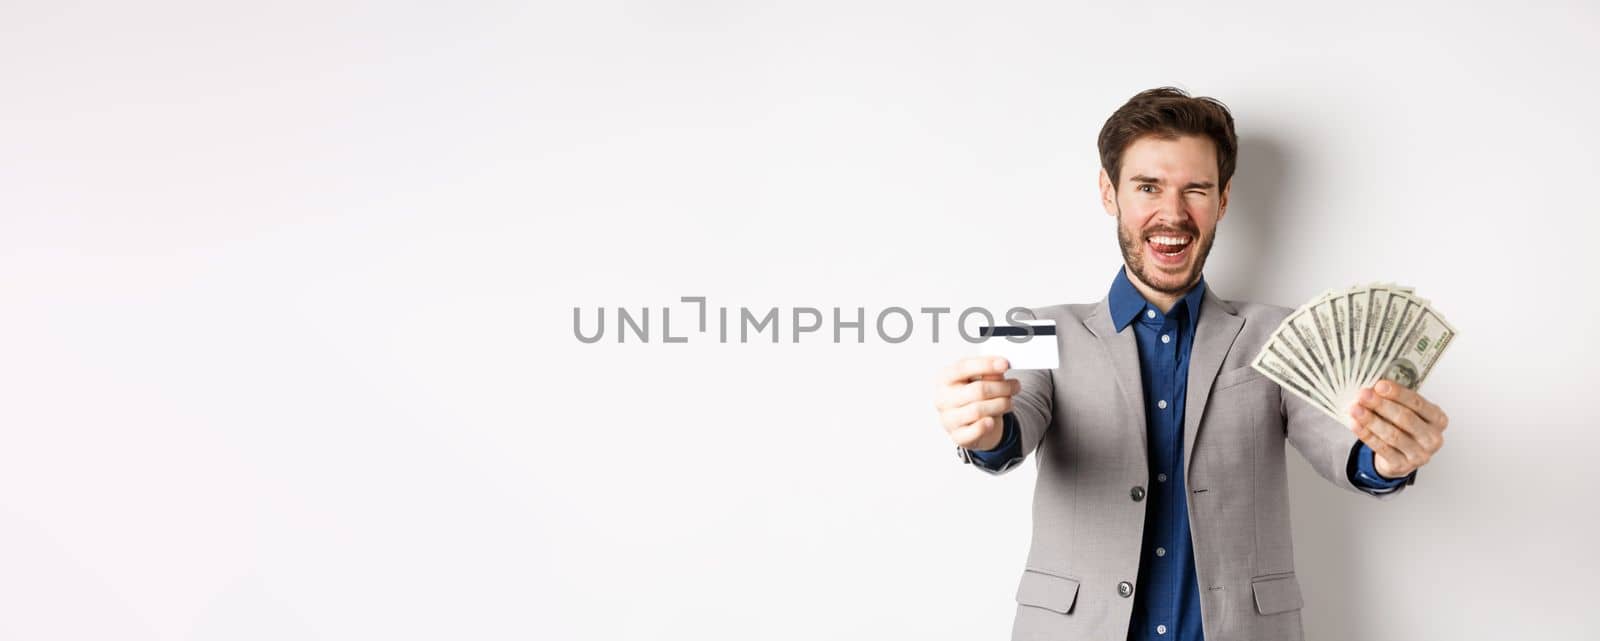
[1125,266,1196,315]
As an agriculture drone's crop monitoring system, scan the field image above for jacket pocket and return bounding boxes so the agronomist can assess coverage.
[1015,569,1081,615]
[1214,365,1268,391]
[1250,573,1304,615]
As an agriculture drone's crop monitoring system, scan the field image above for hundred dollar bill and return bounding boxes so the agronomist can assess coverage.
[1377,305,1457,391]
[1289,297,1341,401]
[1338,288,1361,391]
[1351,288,1436,411]
[1357,286,1406,389]
[1350,284,1376,390]
[1367,291,1426,390]
[1308,296,1339,394]
[1269,305,1330,402]
[1327,294,1351,392]
[1253,342,1343,423]
[1263,329,1336,408]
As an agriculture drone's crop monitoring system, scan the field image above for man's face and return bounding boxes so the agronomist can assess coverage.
[1099,134,1231,297]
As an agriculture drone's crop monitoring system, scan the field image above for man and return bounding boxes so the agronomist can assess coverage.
[933,87,1450,641]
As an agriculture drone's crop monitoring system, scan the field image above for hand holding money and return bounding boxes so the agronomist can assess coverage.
[1252,283,1457,478]
[1350,378,1451,478]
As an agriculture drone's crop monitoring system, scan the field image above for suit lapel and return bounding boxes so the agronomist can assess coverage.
[1084,296,1148,460]
[1183,287,1245,482]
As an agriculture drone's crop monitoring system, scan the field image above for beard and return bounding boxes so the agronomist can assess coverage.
[1115,206,1216,296]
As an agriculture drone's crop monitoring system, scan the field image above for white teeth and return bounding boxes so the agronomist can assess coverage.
[1150,236,1191,246]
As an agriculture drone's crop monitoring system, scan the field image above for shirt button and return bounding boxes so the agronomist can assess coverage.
[1118,581,1134,597]
[1157,473,1168,482]
[1157,399,1168,409]
[1157,624,1168,635]
[1130,486,1145,501]
[1161,333,1171,344]
[1146,310,1156,319]
[1156,547,1166,557]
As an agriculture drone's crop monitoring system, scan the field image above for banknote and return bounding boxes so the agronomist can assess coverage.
[1253,283,1456,423]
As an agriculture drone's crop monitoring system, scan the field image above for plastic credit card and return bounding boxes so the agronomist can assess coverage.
[976,320,1059,370]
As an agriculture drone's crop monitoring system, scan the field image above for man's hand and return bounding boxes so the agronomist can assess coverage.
[1347,378,1451,479]
[935,356,1019,452]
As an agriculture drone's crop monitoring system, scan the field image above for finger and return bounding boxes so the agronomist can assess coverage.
[1350,403,1429,466]
[942,357,1010,386]
[934,364,1003,409]
[1373,379,1446,424]
[1356,386,1446,447]
[935,378,1015,411]
[948,415,996,447]
[949,379,1022,407]
[1349,418,1409,474]
[942,396,1014,431]
[968,396,1014,422]
[940,402,974,431]
[1375,446,1411,478]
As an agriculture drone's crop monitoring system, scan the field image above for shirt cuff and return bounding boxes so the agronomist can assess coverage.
[964,413,1023,473]
[1348,441,1412,492]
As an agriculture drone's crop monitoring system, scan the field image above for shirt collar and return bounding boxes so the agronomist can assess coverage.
[1107,265,1207,333]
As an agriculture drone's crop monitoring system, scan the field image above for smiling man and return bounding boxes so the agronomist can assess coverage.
[933,87,1450,641]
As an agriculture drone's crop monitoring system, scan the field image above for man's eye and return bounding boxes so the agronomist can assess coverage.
[1138,184,1155,193]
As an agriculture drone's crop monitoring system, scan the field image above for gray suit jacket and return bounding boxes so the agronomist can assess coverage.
[958,286,1412,641]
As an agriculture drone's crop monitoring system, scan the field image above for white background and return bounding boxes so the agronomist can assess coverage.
[3,1,1597,639]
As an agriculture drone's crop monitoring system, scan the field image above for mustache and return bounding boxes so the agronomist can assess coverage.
[1142,225,1199,239]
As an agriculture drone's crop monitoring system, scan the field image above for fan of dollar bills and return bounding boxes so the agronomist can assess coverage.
[1251,283,1457,424]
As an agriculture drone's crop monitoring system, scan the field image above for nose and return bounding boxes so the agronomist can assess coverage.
[1153,190,1190,225]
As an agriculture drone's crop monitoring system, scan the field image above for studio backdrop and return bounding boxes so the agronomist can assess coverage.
[2,1,1596,639]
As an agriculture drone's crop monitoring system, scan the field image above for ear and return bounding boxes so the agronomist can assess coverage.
[1099,168,1117,217]
[1217,179,1231,222]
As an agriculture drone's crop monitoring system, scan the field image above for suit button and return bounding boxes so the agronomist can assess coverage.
[1130,486,1146,501]
[1117,581,1133,597]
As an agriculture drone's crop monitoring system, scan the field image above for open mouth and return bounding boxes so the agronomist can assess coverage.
[1145,234,1193,266]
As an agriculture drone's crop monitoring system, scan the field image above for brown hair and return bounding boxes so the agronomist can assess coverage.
[1097,86,1238,190]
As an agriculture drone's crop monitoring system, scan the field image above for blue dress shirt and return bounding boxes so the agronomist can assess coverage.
[969,267,1409,640]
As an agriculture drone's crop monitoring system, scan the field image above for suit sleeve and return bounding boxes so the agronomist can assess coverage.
[1280,381,1414,500]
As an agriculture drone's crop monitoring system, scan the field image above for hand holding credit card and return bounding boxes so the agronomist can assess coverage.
[933,318,1057,453]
